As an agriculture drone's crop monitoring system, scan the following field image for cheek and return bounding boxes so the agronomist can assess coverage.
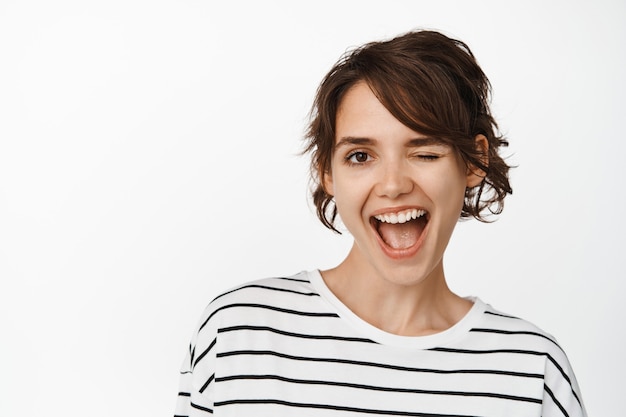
[426,171,467,213]
[332,174,370,223]
[333,178,360,210]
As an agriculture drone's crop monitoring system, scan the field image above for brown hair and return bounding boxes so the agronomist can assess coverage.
[305,30,512,233]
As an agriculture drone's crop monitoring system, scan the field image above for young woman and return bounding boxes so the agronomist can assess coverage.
[174,30,586,417]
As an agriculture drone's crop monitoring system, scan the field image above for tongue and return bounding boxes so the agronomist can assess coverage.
[378,220,423,249]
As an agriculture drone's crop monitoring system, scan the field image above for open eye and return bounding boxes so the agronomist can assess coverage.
[346,151,371,164]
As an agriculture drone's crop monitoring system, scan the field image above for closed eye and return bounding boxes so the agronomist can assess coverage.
[416,154,441,161]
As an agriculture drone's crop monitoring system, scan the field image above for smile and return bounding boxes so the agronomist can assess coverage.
[374,208,426,224]
[371,208,429,255]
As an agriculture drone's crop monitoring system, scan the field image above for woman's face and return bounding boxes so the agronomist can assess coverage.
[324,81,482,286]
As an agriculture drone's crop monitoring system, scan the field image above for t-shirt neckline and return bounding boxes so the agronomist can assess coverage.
[306,269,486,349]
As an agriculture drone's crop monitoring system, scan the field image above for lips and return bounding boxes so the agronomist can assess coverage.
[371,208,429,253]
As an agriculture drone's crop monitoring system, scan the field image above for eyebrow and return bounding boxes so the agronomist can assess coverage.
[335,136,446,148]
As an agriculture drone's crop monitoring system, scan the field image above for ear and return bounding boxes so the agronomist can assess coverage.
[466,134,489,188]
[322,166,334,196]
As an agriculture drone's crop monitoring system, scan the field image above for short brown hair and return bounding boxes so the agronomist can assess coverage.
[305,30,512,233]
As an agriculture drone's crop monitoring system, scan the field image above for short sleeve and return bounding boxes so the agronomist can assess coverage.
[174,304,219,417]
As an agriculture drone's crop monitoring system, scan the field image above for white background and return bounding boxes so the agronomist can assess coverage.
[1,0,624,415]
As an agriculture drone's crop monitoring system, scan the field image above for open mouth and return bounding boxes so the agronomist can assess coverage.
[371,208,429,250]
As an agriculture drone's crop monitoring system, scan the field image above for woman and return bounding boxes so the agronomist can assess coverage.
[174,30,586,417]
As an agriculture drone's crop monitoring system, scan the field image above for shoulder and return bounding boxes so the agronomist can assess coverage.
[474,303,560,348]
[467,302,577,379]
[210,271,318,307]
[192,271,323,335]
[472,302,585,412]
[470,302,570,362]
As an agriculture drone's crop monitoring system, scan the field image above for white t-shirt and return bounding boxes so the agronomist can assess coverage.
[174,270,586,417]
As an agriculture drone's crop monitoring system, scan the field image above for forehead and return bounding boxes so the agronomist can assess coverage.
[336,81,436,144]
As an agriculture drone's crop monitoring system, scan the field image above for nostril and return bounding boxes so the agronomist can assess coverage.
[375,173,414,199]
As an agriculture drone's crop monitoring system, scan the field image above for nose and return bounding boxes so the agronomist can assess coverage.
[374,160,414,199]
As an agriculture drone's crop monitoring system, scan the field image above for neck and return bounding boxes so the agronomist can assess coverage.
[321,244,471,336]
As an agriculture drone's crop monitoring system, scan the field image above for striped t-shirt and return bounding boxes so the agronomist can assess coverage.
[174,270,586,417]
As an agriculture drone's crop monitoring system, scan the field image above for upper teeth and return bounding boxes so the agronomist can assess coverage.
[375,209,426,224]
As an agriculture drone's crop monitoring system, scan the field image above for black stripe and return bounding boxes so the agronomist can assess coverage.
[210,277,311,303]
[484,310,519,319]
[218,325,376,344]
[239,284,319,297]
[178,392,191,397]
[470,328,560,348]
[190,401,213,414]
[173,415,188,417]
[431,346,581,407]
[212,283,319,302]
[214,398,482,416]
[199,303,338,332]
[430,347,547,356]
[216,374,541,404]
[193,337,216,368]
[546,355,582,407]
[199,373,215,394]
[544,383,570,417]
[217,350,543,379]
[277,276,311,283]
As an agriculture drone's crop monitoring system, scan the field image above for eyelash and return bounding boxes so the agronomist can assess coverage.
[345,151,372,165]
[416,154,440,161]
